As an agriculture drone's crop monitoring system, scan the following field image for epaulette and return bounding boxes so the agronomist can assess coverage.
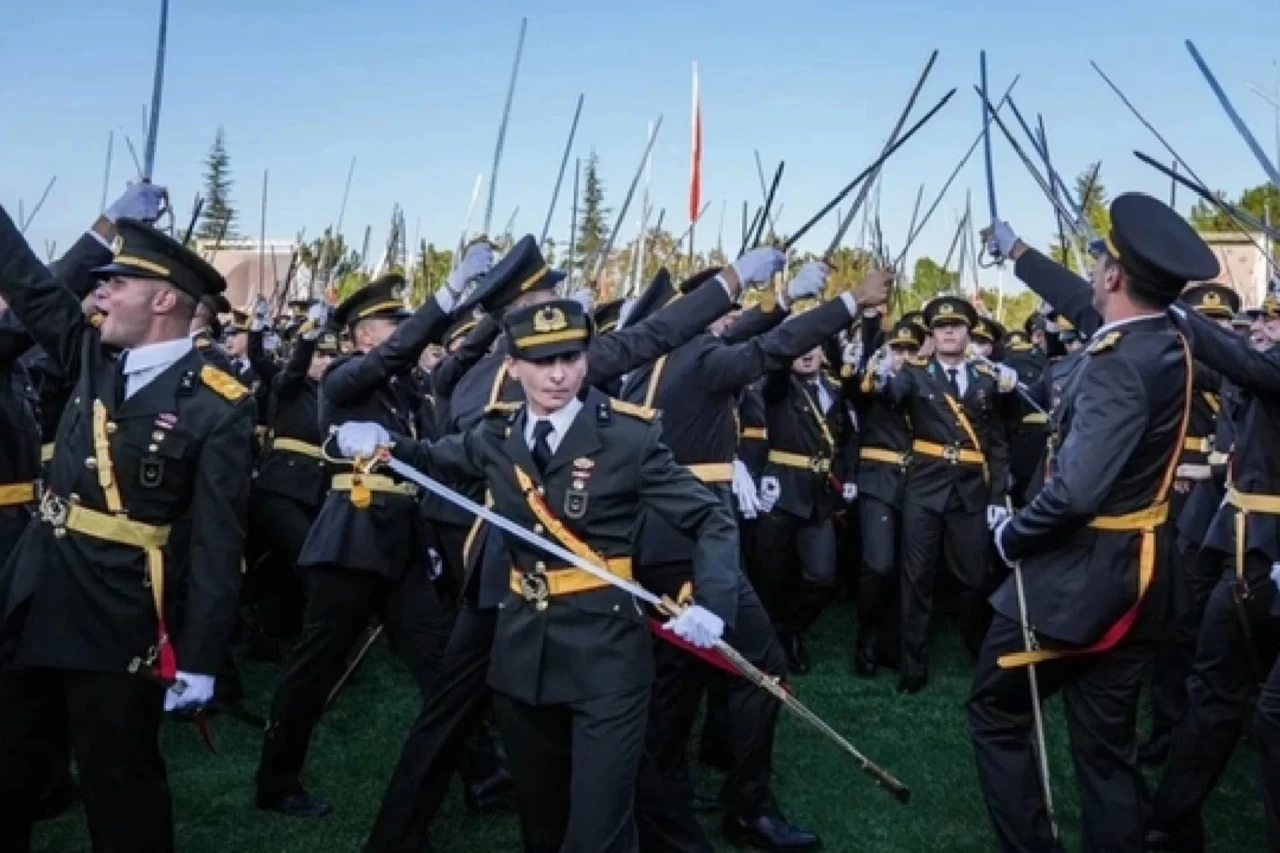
[200,365,249,402]
[973,362,995,377]
[907,356,928,367]
[484,401,521,418]
[195,337,210,349]
[1086,330,1123,355]
[610,399,658,422]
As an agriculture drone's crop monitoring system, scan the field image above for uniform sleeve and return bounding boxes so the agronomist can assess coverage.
[1014,249,1102,338]
[388,422,488,485]
[586,278,733,385]
[179,397,256,674]
[1182,308,1280,395]
[1002,354,1149,561]
[985,386,1011,505]
[323,297,452,406]
[883,363,915,406]
[274,334,317,401]
[697,298,853,394]
[718,303,787,344]
[0,205,86,375]
[432,315,501,399]
[635,421,741,629]
[48,230,113,300]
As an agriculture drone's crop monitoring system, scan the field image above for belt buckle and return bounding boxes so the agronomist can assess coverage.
[808,457,823,473]
[519,572,550,611]
[898,453,911,469]
[39,491,69,532]
[943,445,959,463]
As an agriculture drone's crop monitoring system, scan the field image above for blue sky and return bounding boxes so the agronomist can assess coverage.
[4,0,1280,290]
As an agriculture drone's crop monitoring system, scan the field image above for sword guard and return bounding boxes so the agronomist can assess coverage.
[657,595,686,619]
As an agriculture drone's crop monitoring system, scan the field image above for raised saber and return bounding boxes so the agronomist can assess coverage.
[540,94,585,247]
[980,50,999,259]
[484,17,528,235]
[142,0,169,180]
[1186,40,1280,188]
[376,454,910,803]
[589,116,664,285]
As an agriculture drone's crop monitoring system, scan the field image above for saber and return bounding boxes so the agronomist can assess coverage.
[826,50,940,256]
[1134,150,1280,247]
[589,116,664,285]
[973,355,1047,416]
[784,88,956,252]
[754,150,779,233]
[1186,40,1280,188]
[142,0,169,179]
[376,454,910,803]
[980,51,999,258]
[484,17,528,235]
[566,159,580,290]
[540,94,585,247]
[1012,555,1060,838]
[749,161,785,250]
[454,173,485,273]
[326,624,384,709]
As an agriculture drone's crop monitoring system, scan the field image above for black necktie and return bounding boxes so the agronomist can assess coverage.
[946,368,960,397]
[810,380,825,412]
[115,352,129,406]
[531,420,554,474]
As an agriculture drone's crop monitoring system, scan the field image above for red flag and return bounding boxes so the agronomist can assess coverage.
[689,61,702,224]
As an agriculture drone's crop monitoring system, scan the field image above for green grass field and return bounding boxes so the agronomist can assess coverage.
[34,606,1267,851]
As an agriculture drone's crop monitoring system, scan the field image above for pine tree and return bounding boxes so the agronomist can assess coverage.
[573,149,611,282]
[197,127,238,241]
[1048,162,1111,272]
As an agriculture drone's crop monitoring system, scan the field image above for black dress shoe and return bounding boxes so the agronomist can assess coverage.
[896,674,926,695]
[464,769,515,813]
[724,812,822,851]
[256,791,333,818]
[853,643,877,677]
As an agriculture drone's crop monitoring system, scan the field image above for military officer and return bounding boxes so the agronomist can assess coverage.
[875,295,1012,693]
[190,293,233,372]
[0,211,255,853]
[971,195,1216,852]
[337,297,740,853]
[849,318,922,677]
[223,309,256,387]
[254,242,491,818]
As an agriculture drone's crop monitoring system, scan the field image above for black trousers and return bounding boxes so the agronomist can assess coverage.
[856,496,900,654]
[967,614,1153,853]
[1253,652,1280,851]
[900,494,987,681]
[246,491,316,638]
[495,685,649,853]
[636,578,783,851]
[1150,558,1277,842]
[753,510,838,635]
[256,565,449,800]
[365,604,499,853]
[0,668,170,853]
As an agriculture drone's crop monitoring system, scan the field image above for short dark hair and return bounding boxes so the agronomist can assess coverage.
[1106,255,1171,310]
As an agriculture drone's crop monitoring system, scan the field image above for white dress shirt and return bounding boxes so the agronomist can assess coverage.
[120,336,193,399]
[937,358,969,397]
[523,397,584,454]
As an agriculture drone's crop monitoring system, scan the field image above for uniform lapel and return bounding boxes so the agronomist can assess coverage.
[115,349,200,421]
[544,393,602,478]
[503,407,544,487]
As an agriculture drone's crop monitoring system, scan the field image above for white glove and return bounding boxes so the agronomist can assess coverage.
[569,287,595,313]
[759,476,780,513]
[993,518,1014,567]
[164,671,215,712]
[987,504,1010,530]
[336,421,390,458]
[663,604,725,649]
[785,261,828,302]
[445,241,495,295]
[731,459,762,519]
[874,351,895,389]
[427,548,444,580]
[105,182,166,224]
[987,220,1018,258]
[1272,562,1280,589]
[307,302,329,325]
[842,482,857,503]
[995,364,1018,393]
[250,302,269,332]
[730,247,786,287]
[842,341,863,367]
[264,332,280,352]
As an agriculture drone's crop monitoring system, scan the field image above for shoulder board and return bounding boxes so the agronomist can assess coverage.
[200,365,249,402]
[484,401,521,417]
[906,356,928,367]
[1086,331,1123,355]
[973,362,995,377]
[610,399,658,422]
[196,337,210,348]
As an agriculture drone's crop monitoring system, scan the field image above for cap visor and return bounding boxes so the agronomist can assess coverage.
[513,339,587,362]
[91,261,165,280]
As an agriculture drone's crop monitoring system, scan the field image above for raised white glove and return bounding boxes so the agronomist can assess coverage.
[732,459,762,519]
[164,671,215,712]
[759,476,780,513]
[842,341,863,367]
[987,504,1010,530]
[785,261,828,302]
[569,287,594,313]
[663,604,725,649]
[842,482,857,503]
[307,302,329,325]
[302,323,322,342]
[987,220,1018,258]
[336,421,390,458]
[995,364,1018,393]
[105,182,166,224]
[263,332,280,352]
[730,247,786,287]
[445,241,495,295]
[874,351,895,389]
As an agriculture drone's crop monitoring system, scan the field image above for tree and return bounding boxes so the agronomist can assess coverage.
[1048,162,1111,273]
[1189,182,1280,233]
[573,150,611,280]
[196,127,238,241]
[910,256,960,300]
[407,241,455,304]
[297,228,361,299]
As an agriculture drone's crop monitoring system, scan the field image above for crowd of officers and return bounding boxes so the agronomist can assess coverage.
[0,180,1277,853]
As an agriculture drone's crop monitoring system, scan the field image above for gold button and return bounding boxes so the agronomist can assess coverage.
[148,444,159,453]
[69,493,80,502]
[84,457,97,470]
[537,486,545,496]
[54,528,66,539]
[151,431,164,443]
[533,524,544,535]
[534,561,546,572]
[105,422,117,434]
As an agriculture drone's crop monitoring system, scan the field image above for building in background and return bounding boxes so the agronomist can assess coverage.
[195,238,301,308]
[1201,232,1273,307]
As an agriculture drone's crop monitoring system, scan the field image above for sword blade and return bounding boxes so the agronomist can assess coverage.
[1186,40,1280,188]
[142,0,169,180]
[484,18,528,235]
[980,50,998,224]
[541,94,585,248]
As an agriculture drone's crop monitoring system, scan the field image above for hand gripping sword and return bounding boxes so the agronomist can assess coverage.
[365,452,910,803]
